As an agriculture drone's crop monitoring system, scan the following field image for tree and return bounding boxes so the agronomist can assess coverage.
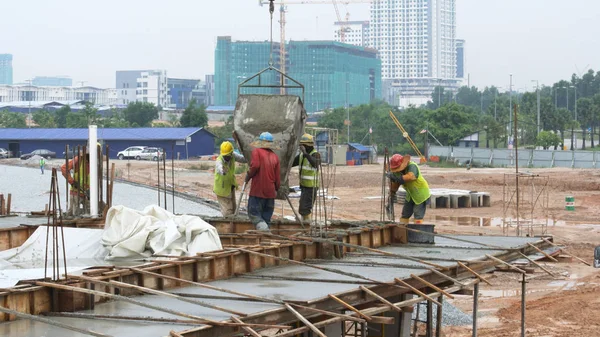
[54,105,71,128]
[535,131,561,150]
[179,99,208,128]
[565,119,580,150]
[0,110,27,128]
[100,109,130,128]
[168,113,180,127]
[576,97,593,149]
[81,102,101,125]
[424,103,478,146]
[122,101,159,127]
[32,110,56,128]
[66,112,88,128]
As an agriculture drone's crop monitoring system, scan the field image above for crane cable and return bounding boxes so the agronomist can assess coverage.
[268,0,275,67]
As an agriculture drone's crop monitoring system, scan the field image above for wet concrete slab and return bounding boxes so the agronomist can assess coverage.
[0,164,220,217]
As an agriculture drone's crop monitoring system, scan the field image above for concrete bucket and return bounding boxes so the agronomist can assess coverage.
[234,94,307,199]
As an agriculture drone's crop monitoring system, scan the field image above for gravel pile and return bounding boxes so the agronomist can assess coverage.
[412,300,474,326]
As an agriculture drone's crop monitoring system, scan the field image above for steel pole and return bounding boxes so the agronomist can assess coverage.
[521,273,527,337]
[536,81,540,135]
[472,282,479,337]
[509,75,513,138]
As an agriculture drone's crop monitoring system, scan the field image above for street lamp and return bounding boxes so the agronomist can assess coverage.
[531,80,540,135]
[509,74,513,138]
[570,85,578,149]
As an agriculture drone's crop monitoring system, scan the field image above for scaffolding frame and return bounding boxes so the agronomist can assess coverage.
[502,173,550,237]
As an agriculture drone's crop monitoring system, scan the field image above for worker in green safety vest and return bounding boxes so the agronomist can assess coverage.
[291,133,320,222]
[214,141,247,216]
[386,154,430,225]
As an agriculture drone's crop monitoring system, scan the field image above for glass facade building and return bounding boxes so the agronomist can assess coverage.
[0,54,13,85]
[215,37,381,112]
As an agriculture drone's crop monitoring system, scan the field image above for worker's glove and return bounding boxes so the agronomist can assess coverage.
[72,181,80,190]
[385,172,404,184]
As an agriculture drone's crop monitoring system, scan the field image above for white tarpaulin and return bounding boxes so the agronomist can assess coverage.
[0,227,107,288]
[101,205,222,260]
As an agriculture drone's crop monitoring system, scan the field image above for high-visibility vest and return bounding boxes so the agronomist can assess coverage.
[71,158,90,195]
[299,149,319,188]
[213,155,238,197]
[402,162,430,205]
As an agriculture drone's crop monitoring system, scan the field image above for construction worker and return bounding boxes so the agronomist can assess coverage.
[386,154,430,224]
[214,141,247,216]
[61,145,99,216]
[246,132,280,231]
[291,133,320,222]
[39,156,46,175]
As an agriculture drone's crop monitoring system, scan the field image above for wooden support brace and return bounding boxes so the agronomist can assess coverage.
[284,303,327,337]
[485,254,527,274]
[542,238,591,266]
[409,274,455,299]
[393,278,442,306]
[328,294,373,322]
[359,285,402,312]
[290,303,365,323]
[527,242,558,262]
[428,268,467,287]
[517,252,557,278]
[456,262,493,286]
[169,331,184,337]
[231,316,262,337]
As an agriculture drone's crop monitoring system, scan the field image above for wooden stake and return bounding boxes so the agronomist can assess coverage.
[300,236,448,270]
[428,268,467,287]
[43,312,201,325]
[284,303,327,337]
[0,305,111,337]
[409,274,455,299]
[34,281,289,329]
[169,331,185,337]
[485,254,527,274]
[456,262,493,286]
[230,316,262,337]
[290,303,365,323]
[6,194,10,215]
[542,238,591,266]
[393,278,442,306]
[517,252,556,278]
[527,242,558,262]
[328,294,372,322]
[359,285,402,312]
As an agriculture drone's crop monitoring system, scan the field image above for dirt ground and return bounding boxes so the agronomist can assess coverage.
[10,157,600,336]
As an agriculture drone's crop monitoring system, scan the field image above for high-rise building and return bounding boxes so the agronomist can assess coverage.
[333,21,370,48]
[214,37,381,112]
[370,0,460,107]
[0,54,13,85]
[167,78,206,109]
[456,39,465,79]
[116,70,168,107]
[205,75,215,107]
[32,76,72,87]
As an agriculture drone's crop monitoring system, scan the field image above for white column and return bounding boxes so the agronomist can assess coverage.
[88,125,99,217]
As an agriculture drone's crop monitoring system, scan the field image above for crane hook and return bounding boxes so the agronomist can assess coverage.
[269,0,275,15]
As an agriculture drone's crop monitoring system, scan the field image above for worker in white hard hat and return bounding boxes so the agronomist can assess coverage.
[213,141,247,216]
[291,133,320,222]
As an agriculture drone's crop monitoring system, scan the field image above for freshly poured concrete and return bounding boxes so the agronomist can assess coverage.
[0,164,220,216]
[0,234,541,337]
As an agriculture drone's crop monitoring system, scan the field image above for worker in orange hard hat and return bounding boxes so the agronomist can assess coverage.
[386,154,430,224]
[61,143,102,217]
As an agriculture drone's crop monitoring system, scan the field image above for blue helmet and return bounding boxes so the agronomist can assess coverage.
[258,132,274,142]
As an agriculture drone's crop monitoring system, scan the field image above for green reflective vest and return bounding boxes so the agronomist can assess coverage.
[214,155,238,197]
[402,162,430,205]
[299,149,319,188]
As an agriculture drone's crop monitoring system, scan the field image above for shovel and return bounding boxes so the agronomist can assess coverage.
[234,178,248,216]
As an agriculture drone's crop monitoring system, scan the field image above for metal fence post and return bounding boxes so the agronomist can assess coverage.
[571,151,575,169]
[551,151,555,168]
[489,148,494,166]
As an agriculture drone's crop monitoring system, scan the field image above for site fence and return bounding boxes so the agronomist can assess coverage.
[429,146,600,169]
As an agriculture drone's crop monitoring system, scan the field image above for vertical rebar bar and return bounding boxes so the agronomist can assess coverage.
[157,153,161,207]
[106,145,109,209]
[163,148,167,210]
[54,169,67,280]
[65,144,69,210]
[473,282,479,337]
[521,273,527,337]
[436,296,443,337]
[171,143,175,214]
[514,103,520,236]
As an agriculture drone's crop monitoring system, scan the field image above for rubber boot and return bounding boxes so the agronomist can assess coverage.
[302,213,312,222]
[399,218,410,225]
[256,221,270,232]
[414,219,424,225]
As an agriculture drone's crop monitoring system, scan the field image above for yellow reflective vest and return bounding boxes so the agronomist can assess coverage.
[299,149,319,188]
[214,155,238,197]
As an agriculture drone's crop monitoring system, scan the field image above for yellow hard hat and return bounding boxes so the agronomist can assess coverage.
[300,133,314,145]
[220,141,234,155]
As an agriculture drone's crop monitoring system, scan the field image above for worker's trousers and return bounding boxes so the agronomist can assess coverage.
[247,196,275,227]
[69,194,90,216]
[298,186,317,216]
[216,190,237,217]
[401,198,429,221]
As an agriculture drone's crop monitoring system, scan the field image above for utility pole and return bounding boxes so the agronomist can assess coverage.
[509,74,513,139]
[494,89,497,121]
[346,77,350,143]
[571,85,578,149]
[532,80,540,135]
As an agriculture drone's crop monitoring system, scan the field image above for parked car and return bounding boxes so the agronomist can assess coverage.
[138,147,165,161]
[0,148,10,159]
[20,149,57,160]
[117,146,147,160]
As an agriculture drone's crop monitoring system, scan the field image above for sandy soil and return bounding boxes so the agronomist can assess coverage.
[6,157,600,336]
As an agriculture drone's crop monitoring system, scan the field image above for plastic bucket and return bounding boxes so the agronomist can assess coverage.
[565,195,575,211]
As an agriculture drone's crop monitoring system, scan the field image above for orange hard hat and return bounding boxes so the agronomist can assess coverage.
[390,154,404,172]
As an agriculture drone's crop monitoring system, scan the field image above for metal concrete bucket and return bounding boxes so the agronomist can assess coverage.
[407,224,435,244]
[234,94,307,199]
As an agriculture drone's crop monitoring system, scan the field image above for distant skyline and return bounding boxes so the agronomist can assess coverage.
[1,0,599,92]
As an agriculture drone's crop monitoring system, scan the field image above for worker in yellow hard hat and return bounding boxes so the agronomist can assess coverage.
[213,141,247,216]
[291,133,320,223]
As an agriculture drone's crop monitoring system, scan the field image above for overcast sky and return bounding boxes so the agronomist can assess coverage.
[2,0,599,91]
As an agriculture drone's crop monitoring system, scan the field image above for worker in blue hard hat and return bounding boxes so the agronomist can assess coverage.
[246,132,281,231]
[291,133,320,223]
[214,141,247,216]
